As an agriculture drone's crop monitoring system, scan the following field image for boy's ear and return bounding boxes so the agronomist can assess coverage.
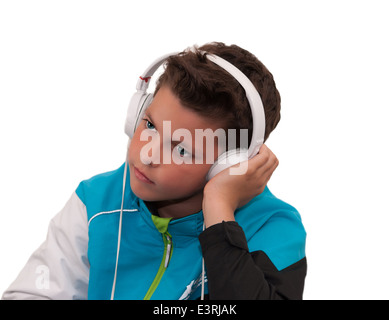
[125,93,153,138]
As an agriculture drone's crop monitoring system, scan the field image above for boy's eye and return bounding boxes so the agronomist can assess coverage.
[176,145,190,157]
[145,120,155,130]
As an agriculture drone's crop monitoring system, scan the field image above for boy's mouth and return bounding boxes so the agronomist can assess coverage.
[133,166,155,184]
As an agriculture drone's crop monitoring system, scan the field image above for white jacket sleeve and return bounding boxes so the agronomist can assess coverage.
[2,192,89,300]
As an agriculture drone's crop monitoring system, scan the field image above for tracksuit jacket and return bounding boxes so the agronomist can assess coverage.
[2,163,307,300]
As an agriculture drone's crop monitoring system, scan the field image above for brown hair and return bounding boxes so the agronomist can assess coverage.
[155,42,281,144]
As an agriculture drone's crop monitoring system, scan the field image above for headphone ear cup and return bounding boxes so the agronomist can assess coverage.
[135,93,153,130]
[125,93,154,138]
[206,149,249,181]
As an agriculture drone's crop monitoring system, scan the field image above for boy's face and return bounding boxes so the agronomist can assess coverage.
[128,86,224,205]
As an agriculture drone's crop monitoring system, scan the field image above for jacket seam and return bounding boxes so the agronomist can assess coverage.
[88,209,138,227]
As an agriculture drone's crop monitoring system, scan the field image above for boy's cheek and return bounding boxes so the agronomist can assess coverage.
[170,164,209,189]
[155,165,202,189]
[128,138,143,163]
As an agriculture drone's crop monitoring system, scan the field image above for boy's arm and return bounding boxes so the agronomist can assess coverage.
[200,145,306,299]
[202,145,278,228]
[2,192,89,300]
[199,219,307,300]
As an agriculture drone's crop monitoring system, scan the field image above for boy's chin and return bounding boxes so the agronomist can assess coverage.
[130,179,160,202]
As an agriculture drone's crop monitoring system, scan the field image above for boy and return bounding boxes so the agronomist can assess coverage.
[2,42,306,300]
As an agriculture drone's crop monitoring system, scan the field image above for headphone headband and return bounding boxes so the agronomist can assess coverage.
[135,52,179,92]
[203,53,265,157]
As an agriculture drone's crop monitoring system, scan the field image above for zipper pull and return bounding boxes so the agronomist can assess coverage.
[164,234,172,268]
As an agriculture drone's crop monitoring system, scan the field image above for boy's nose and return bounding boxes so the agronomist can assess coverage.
[140,148,160,167]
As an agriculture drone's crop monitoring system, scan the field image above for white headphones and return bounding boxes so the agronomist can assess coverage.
[124,50,266,180]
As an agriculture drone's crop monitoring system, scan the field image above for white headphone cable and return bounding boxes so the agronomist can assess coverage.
[110,148,129,300]
[201,221,205,300]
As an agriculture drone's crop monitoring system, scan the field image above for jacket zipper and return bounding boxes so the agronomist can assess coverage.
[164,234,172,268]
[143,232,173,300]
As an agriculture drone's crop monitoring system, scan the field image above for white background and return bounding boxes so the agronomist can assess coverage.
[1,0,388,300]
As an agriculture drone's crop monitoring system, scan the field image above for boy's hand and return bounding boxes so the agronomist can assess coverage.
[202,144,279,228]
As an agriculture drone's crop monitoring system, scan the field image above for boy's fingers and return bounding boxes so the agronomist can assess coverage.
[248,144,279,178]
[251,144,275,167]
[227,144,278,177]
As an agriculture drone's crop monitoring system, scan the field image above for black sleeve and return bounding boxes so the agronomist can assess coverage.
[199,221,307,300]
